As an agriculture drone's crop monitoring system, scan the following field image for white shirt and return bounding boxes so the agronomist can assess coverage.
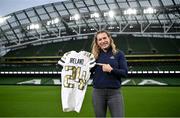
[58,50,95,113]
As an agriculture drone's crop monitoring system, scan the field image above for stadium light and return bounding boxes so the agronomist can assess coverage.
[124,8,137,15]
[47,21,51,26]
[108,26,114,29]
[143,7,156,14]
[47,18,60,26]
[70,14,80,21]
[27,23,40,30]
[0,15,11,24]
[90,12,100,18]
[52,18,60,24]
[104,11,115,18]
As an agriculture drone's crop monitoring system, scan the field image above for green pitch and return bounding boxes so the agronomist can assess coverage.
[0,86,180,117]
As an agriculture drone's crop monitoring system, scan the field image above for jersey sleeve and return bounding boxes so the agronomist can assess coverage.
[58,51,75,66]
[58,55,66,66]
[88,53,96,68]
[81,51,96,68]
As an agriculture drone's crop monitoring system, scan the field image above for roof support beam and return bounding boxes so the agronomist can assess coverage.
[141,23,152,33]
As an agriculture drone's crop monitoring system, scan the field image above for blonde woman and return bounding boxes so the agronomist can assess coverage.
[91,30,128,117]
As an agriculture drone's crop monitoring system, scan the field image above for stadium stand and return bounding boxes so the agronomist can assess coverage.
[3,35,180,57]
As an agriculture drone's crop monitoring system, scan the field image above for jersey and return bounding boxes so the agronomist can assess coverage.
[58,50,95,113]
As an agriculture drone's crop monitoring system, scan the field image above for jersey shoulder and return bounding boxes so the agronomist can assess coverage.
[58,50,77,65]
[80,51,95,59]
[80,51,96,68]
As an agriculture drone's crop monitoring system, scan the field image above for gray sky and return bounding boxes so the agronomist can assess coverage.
[0,0,66,16]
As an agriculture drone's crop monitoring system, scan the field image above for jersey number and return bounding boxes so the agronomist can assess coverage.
[64,66,87,90]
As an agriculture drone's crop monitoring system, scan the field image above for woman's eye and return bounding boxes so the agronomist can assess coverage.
[103,37,107,39]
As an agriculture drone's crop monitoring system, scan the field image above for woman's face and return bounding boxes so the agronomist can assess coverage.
[96,32,111,51]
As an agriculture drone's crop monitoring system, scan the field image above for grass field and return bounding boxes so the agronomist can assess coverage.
[0,85,180,117]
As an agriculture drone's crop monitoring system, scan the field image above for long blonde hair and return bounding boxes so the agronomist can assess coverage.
[91,30,118,59]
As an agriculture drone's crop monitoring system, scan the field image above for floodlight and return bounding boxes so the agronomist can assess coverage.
[27,23,40,30]
[47,21,51,26]
[104,11,115,18]
[108,11,115,18]
[31,24,40,29]
[144,7,156,14]
[124,8,137,15]
[47,18,60,26]
[74,14,80,20]
[0,18,4,23]
[54,18,60,24]
[70,14,80,20]
[0,15,11,23]
[90,12,100,18]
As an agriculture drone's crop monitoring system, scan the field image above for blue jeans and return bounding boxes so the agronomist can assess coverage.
[92,88,124,117]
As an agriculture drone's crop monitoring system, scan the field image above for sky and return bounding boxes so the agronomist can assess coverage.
[0,0,66,16]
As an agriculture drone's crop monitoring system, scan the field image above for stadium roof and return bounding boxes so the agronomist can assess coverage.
[0,0,180,49]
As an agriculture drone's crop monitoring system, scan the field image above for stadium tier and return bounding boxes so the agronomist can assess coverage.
[3,35,180,57]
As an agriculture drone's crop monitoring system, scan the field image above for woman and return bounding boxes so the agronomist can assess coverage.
[91,30,128,117]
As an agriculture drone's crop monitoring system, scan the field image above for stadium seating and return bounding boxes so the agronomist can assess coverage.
[4,35,180,57]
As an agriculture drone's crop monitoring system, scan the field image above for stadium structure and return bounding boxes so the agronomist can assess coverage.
[0,0,180,117]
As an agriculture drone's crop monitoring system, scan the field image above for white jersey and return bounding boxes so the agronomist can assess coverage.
[58,50,95,113]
